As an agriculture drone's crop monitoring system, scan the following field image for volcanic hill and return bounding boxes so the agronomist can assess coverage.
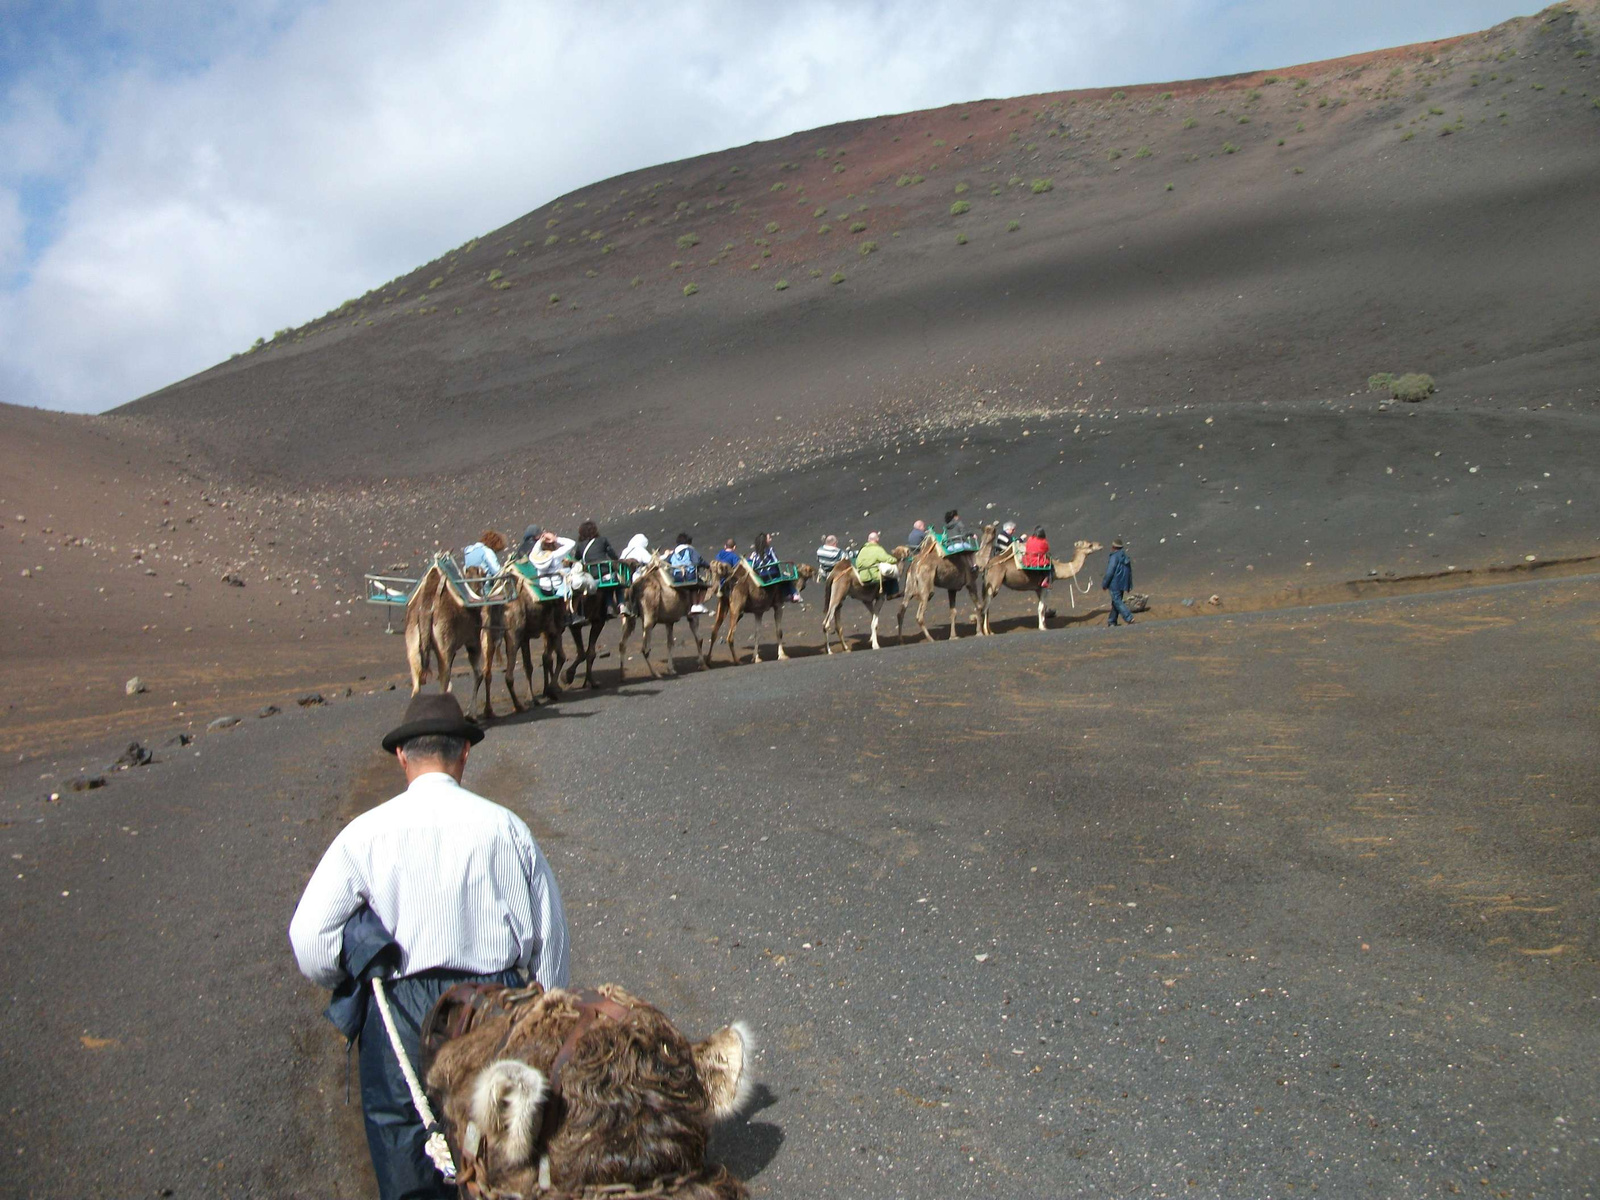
[4,2,1599,752]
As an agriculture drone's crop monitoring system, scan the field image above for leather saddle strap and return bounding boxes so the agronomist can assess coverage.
[536,989,634,1157]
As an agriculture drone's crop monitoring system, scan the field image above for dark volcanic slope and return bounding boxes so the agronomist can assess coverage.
[120,3,1600,534]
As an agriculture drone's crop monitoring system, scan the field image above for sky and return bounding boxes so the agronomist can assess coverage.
[0,0,1535,414]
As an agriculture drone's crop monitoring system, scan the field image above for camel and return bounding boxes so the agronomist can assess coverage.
[404,557,495,716]
[616,555,709,678]
[820,549,912,653]
[423,982,752,1199]
[896,522,997,642]
[979,538,1103,634]
[498,566,569,708]
[705,559,815,665]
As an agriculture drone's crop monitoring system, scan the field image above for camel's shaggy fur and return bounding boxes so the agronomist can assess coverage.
[425,985,751,1199]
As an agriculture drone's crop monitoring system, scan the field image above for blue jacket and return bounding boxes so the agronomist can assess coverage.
[1102,549,1132,593]
[323,906,402,1041]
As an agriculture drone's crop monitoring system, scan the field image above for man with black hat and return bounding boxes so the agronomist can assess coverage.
[289,693,569,1200]
[1102,538,1135,626]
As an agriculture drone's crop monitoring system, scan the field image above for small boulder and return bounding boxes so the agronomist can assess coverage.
[257,704,281,719]
[206,715,242,732]
[124,677,146,696]
[220,573,245,587]
[165,732,194,747]
[112,742,153,769]
[1207,594,1222,606]
[297,693,326,708]
[68,776,107,792]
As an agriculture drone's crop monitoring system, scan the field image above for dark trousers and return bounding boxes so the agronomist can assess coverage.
[358,966,522,1200]
[1108,590,1134,626]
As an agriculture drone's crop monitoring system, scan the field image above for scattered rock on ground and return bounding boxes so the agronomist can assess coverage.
[165,732,194,747]
[68,776,107,792]
[111,742,153,769]
[124,677,146,696]
[206,715,242,731]
[257,705,280,718]
[220,573,245,587]
[1181,597,1196,608]
[297,693,325,707]
[1207,594,1222,606]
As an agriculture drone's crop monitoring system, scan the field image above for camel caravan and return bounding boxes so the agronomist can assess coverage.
[372,512,1116,714]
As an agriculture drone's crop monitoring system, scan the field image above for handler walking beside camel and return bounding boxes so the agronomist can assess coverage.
[1102,538,1135,626]
[289,693,569,1200]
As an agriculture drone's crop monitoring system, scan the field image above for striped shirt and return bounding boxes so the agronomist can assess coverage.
[816,543,846,574]
[289,772,569,991]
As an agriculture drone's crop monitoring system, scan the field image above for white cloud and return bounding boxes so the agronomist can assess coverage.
[0,0,1532,412]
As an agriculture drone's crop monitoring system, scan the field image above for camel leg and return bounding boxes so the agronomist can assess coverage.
[617,615,634,679]
[440,640,459,694]
[740,609,760,664]
[640,619,662,679]
[687,615,707,668]
[948,588,961,641]
[823,589,843,654]
[406,617,426,694]
[1037,592,1047,631]
[704,599,728,667]
[563,624,584,685]
[664,621,678,676]
[868,603,880,651]
[519,635,538,704]
[543,630,564,700]
[502,631,524,713]
[775,605,788,660]
[583,618,604,688]
[466,635,493,719]
[723,605,745,665]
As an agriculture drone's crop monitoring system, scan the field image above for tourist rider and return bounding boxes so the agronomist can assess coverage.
[573,520,622,616]
[516,525,541,560]
[853,530,899,597]
[816,533,846,581]
[289,693,569,1200]
[1102,538,1134,626]
[574,519,619,565]
[668,532,711,615]
[751,532,801,603]
[620,533,652,565]
[995,521,1019,554]
[1022,526,1052,587]
[462,529,506,576]
[942,509,967,542]
[713,538,742,603]
[906,520,928,554]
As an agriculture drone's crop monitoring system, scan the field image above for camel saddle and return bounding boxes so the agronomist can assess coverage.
[1012,543,1053,573]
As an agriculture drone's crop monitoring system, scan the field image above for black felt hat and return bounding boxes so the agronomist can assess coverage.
[380,692,485,754]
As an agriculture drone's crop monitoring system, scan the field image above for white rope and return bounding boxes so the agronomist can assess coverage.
[372,977,457,1182]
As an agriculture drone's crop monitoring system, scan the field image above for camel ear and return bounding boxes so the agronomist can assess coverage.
[693,1022,754,1121]
[470,1060,548,1168]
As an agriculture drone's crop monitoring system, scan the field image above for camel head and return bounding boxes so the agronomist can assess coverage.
[425,985,753,1198]
[1076,540,1105,555]
[796,562,815,590]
